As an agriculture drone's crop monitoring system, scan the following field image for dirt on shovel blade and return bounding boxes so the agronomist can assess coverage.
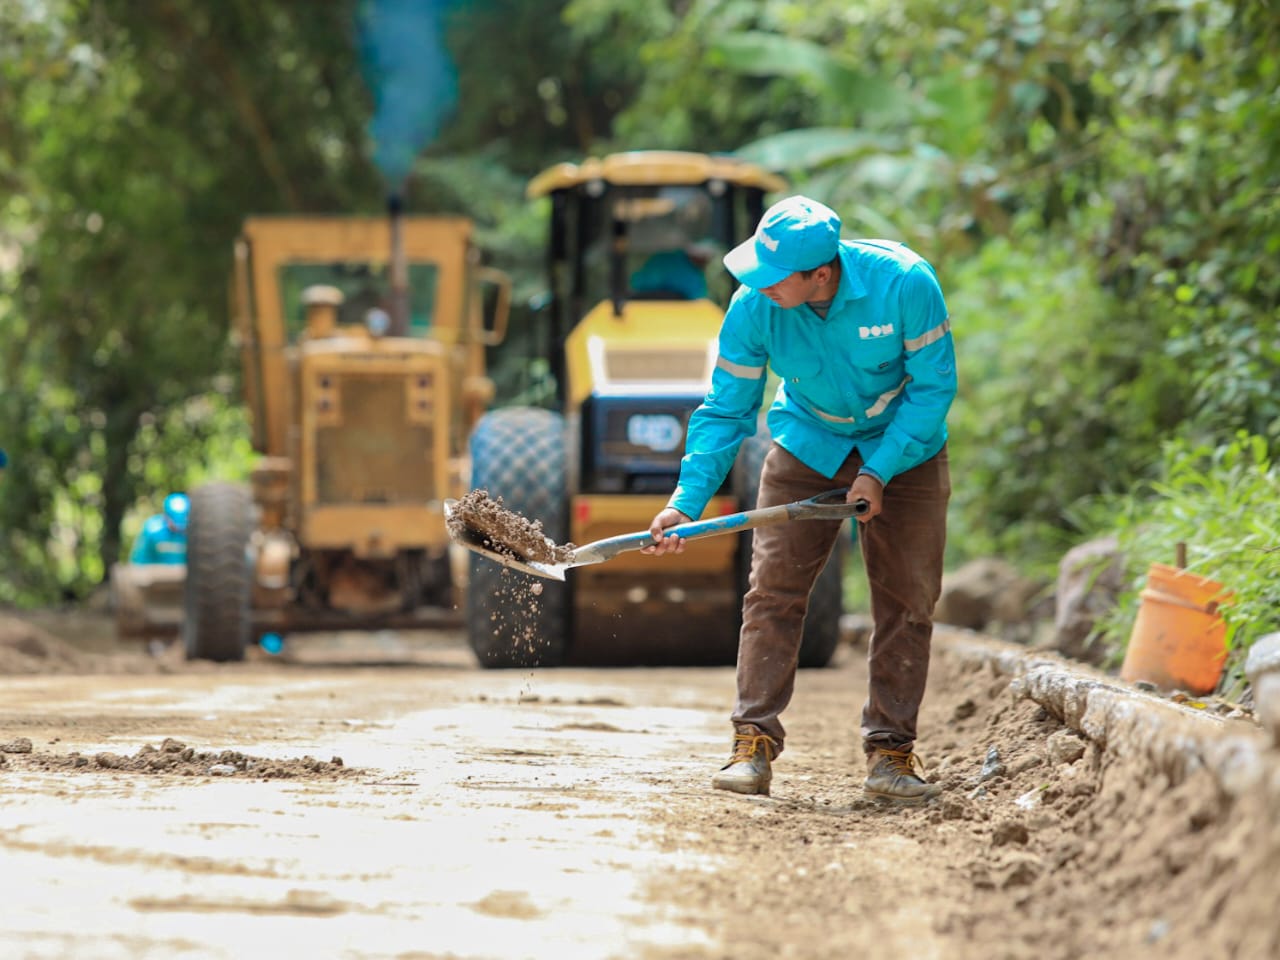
[448,489,575,566]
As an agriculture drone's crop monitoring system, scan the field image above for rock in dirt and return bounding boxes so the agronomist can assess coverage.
[1046,730,1087,764]
[1042,535,1125,665]
[979,745,1005,782]
[935,558,1042,632]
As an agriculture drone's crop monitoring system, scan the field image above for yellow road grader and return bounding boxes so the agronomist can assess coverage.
[464,151,846,668]
[123,211,510,660]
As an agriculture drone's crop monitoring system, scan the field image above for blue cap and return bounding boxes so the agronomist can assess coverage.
[723,195,842,289]
[163,492,190,533]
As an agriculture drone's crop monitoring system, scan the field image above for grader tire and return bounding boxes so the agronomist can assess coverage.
[733,424,844,668]
[466,407,569,668]
[183,482,253,662]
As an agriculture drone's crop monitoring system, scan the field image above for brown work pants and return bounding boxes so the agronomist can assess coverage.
[733,443,950,757]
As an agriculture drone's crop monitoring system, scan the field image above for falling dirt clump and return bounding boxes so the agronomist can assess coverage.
[0,737,358,781]
[448,489,575,565]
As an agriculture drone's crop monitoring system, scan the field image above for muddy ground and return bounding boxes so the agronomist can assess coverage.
[1,609,1277,960]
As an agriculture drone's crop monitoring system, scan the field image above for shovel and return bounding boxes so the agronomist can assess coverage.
[444,488,869,582]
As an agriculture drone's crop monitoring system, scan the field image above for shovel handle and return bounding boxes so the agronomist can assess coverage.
[573,489,869,565]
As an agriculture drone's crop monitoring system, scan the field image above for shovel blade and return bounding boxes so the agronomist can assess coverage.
[443,499,568,581]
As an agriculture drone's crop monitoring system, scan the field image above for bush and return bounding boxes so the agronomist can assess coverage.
[1080,433,1280,690]
[941,229,1187,575]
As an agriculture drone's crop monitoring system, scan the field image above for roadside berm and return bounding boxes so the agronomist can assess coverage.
[932,630,1276,959]
[647,625,1278,960]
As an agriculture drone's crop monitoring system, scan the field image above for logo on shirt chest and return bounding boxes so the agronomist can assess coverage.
[858,323,895,339]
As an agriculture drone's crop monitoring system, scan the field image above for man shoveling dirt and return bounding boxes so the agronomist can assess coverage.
[644,195,957,803]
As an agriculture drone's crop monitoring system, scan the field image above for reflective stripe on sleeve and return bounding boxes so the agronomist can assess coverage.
[864,376,912,418]
[904,318,951,352]
[716,356,766,379]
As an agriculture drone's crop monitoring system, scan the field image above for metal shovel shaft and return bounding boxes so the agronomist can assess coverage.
[571,489,868,568]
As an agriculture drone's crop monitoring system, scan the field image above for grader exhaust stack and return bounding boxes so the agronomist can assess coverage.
[387,191,410,337]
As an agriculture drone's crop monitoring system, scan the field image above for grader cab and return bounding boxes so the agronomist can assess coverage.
[464,151,845,669]
[180,213,509,660]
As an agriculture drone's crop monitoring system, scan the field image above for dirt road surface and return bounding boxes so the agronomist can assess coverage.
[2,612,1277,960]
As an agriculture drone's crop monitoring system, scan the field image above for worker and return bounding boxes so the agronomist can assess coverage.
[643,195,956,804]
[130,492,190,565]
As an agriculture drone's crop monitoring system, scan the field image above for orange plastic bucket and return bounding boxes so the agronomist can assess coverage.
[1120,563,1232,695]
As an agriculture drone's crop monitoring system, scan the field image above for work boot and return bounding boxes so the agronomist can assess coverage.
[712,732,776,796]
[863,747,942,804]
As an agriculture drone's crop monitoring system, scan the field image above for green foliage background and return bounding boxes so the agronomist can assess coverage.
[2,0,1277,671]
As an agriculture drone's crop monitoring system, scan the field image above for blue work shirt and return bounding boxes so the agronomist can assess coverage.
[129,515,188,565]
[669,239,956,520]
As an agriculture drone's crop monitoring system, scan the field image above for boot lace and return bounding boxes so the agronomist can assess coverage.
[730,733,775,764]
[876,747,927,780]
